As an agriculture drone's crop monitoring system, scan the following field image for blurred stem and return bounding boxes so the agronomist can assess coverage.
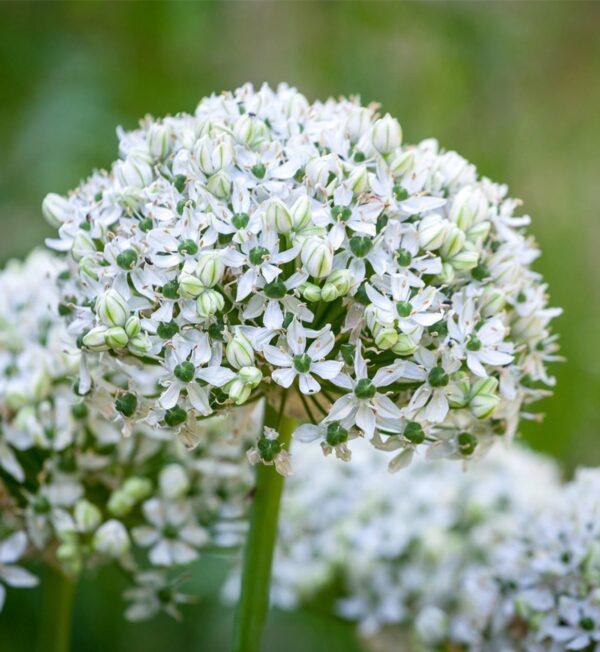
[38,566,76,652]
[231,397,295,652]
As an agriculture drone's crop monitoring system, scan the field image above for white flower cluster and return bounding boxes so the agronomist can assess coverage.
[264,442,600,651]
[45,82,559,468]
[0,251,254,620]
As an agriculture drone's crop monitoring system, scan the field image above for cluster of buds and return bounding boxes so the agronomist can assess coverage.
[45,83,559,470]
[0,252,254,619]
[251,439,599,651]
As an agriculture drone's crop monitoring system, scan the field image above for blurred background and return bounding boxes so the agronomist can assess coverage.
[0,2,599,650]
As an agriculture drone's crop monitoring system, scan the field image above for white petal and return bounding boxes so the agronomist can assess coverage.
[299,373,320,395]
[263,346,292,367]
[311,360,343,380]
[263,300,283,330]
[287,320,306,356]
[424,389,449,422]
[187,384,212,415]
[327,394,356,421]
[1,565,38,588]
[236,269,256,302]
[272,367,297,388]
[355,403,376,437]
[0,532,27,564]
[195,367,235,387]
[159,382,181,409]
[307,331,335,359]
[293,424,323,443]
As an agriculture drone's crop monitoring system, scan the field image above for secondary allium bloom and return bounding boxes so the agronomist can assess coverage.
[0,252,254,617]
[254,440,563,650]
[45,83,560,469]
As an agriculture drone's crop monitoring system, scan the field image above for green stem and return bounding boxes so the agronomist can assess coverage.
[231,398,295,652]
[38,566,76,652]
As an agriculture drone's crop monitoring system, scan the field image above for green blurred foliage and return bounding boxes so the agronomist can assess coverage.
[0,1,599,650]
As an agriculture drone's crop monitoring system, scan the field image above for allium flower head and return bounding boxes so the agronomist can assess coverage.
[0,251,254,616]
[45,83,559,468]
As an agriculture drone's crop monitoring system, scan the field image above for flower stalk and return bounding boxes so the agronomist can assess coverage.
[38,567,76,652]
[231,398,295,652]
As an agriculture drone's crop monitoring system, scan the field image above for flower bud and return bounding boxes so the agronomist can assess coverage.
[450,187,489,230]
[441,225,465,259]
[327,269,354,296]
[128,334,152,356]
[348,166,370,194]
[105,326,129,349]
[238,366,263,388]
[370,114,402,154]
[233,114,267,147]
[345,107,372,142]
[207,170,231,199]
[447,372,470,408]
[196,253,225,287]
[82,326,110,352]
[436,262,455,285]
[320,283,339,303]
[306,156,339,188]
[97,289,128,327]
[300,282,321,302]
[472,376,499,397]
[373,324,399,350]
[301,237,333,279]
[290,195,312,230]
[147,123,171,160]
[480,287,506,317]
[79,256,100,280]
[178,272,204,299]
[115,156,153,189]
[159,464,190,499]
[124,316,141,339]
[392,333,419,356]
[264,198,293,233]
[449,249,479,271]
[389,150,416,176]
[74,499,102,533]
[122,477,153,501]
[194,135,234,174]
[42,193,72,228]
[466,220,491,243]
[71,232,96,261]
[107,491,134,518]
[418,214,448,251]
[93,520,130,557]
[226,330,254,369]
[227,378,252,405]
[470,392,500,419]
[196,289,225,318]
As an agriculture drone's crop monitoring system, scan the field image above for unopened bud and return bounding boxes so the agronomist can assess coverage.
[196,253,224,287]
[115,156,153,189]
[196,289,225,318]
[93,520,130,557]
[147,123,171,160]
[179,272,204,299]
[238,366,263,388]
[348,166,370,194]
[264,198,293,233]
[159,464,190,499]
[124,316,141,339]
[441,225,465,259]
[227,378,252,405]
[345,107,372,142]
[74,499,102,533]
[450,249,479,271]
[105,326,129,349]
[480,287,506,317]
[207,170,231,199]
[71,232,96,261]
[418,214,448,251]
[128,333,152,356]
[233,114,268,147]
[371,114,402,155]
[82,326,110,352]
[97,289,128,327]
[389,150,416,176]
[450,187,489,230]
[291,195,312,230]
[301,237,333,279]
[300,283,321,302]
[42,193,72,228]
[392,333,419,356]
[226,330,255,369]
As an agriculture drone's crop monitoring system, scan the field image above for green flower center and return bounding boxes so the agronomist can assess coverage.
[466,335,482,351]
[457,432,477,456]
[396,248,413,267]
[162,280,180,299]
[178,239,198,256]
[292,353,312,374]
[325,423,349,447]
[174,361,195,383]
[396,301,413,318]
[331,205,352,222]
[354,378,376,399]
[232,212,250,229]
[251,163,266,179]
[428,366,449,387]
[249,246,269,266]
[349,235,373,258]
[162,525,179,540]
[157,321,179,339]
[257,436,281,462]
[164,406,187,427]
[116,249,138,270]
[115,393,137,418]
[264,279,286,299]
[403,421,425,444]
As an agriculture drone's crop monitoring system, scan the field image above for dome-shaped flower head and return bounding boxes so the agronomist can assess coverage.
[0,251,254,616]
[44,83,560,470]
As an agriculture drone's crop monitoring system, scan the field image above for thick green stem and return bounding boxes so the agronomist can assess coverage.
[38,566,76,652]
[231,399,295,652]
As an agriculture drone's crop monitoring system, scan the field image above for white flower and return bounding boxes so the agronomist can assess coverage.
[132,498,208,566]
[263,321,343,395]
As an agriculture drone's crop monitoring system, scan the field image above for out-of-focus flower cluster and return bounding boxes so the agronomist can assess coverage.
[0,251,254,619]
[45,82,559,472]
[247,439,600,651]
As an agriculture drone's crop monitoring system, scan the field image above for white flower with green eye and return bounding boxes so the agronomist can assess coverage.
[263,321,343,395]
